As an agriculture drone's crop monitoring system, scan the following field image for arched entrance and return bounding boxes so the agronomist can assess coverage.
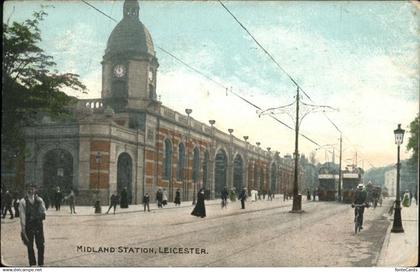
[43,149,73,193]
[233,154,243,194]
[117,152,133,204]
[214,149,227,198]
[270,163,277,193]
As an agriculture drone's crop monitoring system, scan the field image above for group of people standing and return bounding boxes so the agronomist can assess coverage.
[105,187,130,214]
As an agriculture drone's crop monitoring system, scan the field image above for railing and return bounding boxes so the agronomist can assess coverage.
[77,99,104,112]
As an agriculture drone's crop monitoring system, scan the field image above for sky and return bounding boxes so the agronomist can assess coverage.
[3,0,419,170]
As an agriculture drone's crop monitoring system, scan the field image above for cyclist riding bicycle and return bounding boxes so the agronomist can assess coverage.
[352,183,368,230]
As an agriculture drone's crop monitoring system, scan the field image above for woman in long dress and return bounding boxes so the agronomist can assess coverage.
[191,188,206,218]
[402,191,410,207]
[174,189,181,206]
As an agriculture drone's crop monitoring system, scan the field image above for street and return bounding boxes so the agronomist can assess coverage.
[1,197,398,267]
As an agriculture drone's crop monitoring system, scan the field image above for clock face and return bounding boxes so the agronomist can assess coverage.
[113,64,126,78]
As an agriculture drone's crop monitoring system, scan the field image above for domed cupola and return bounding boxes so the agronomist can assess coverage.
[102,0,159,115]
[104,0,156,59]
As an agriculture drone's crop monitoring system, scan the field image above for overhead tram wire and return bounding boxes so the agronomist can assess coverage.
[159,46,322,146]
[81,0,118,23]
[217,0,311,101]
[80,0,327,149]
[219,1,375,164]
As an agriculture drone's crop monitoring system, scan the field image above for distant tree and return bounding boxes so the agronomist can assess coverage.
[2,8,86,161]
[406,114,419,165]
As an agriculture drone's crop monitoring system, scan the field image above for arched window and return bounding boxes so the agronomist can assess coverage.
[233,154,243,194]
[163,139,172,179]
[176,143,185,180]
[192,147,200,182]
[214,149,227,198]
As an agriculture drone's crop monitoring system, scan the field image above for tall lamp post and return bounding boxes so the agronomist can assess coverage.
[391,124,405,233]
[209,120,216,199]
[228,128,234,192]
[267,147,271,192]
[95,151,102,214]
[185,108,193,203]
[243,136,249,193]
[256,142,261,193]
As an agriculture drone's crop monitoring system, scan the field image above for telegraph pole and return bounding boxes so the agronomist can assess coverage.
[291,87,302,212]
[338,134,342,202]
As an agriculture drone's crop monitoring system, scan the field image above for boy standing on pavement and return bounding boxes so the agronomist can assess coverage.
[19,184,46,266]
[143,193,150,212]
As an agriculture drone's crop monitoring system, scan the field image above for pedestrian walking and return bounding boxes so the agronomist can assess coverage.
[39,187,50,211]
[307,189,311,200]
[156,188,163,208]
[313,189,317,201]
[402,191,410,207]
[19,184,46,266]
[54,186,62,211]
[120,187,129,208]
[251,189,258,202]
[143,193,150,212]
[13,192,20,217]
[229,188,237,202]
[238,188,247,209]
[162,188,168,207]
[221,187,228,208]
[106,192,119,214]
[2,190,14,219]
[191,188,206,218]
[174,189,181,206]
[267,189,273,201]
[64,189,76,214]
[1,188,5,216]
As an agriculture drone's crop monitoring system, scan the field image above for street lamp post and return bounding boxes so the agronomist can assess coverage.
[391,124,405,233]
[256,142,261,193]
[243,136,249,193]
[185,108,193,204]
[95,151,102,214]
[267,147,271,192]
[291,87,301,212]
[209,120,216,199]
[228,128,234,191]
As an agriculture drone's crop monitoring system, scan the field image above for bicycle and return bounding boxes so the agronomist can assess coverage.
[352,203,366,234]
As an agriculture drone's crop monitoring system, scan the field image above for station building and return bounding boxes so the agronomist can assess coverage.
[22,0,302,204]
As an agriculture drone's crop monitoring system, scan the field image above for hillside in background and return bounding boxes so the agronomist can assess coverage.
[364,159,418,192]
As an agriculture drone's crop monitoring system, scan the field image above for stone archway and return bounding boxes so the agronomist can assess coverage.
[233,154,243,194]
[42,149,74,194]
[117,152,133,204]
[214,149,227,198]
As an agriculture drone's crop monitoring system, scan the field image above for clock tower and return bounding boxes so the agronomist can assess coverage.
[102,0,159,113]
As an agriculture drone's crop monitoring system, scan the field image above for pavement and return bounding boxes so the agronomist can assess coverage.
[1,195,417,267]
[31,194,286,216]
[377,198,419,267]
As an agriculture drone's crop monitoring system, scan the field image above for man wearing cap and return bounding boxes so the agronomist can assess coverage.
[353,183,368,230]
[19,184,46,266]
[238,188,247,209]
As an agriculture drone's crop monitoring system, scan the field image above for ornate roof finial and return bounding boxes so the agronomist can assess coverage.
[123,0,139,19]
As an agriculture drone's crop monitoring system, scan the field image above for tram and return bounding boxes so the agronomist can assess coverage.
[342,166,363,203]
[317,166,338,201]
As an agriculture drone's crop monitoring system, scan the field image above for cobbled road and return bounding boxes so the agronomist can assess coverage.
[1,198,391,267]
